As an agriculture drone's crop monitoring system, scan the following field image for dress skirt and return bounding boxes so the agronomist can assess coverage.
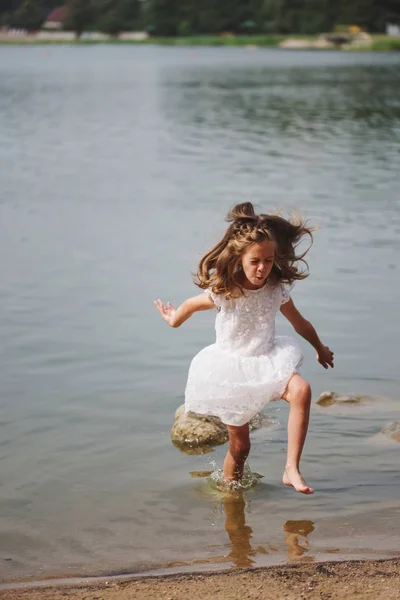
[185,335,303,426]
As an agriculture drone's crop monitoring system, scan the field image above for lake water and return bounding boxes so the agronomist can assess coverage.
[0,45,399,583]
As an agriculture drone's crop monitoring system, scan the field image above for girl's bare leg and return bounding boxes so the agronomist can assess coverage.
[281,374,314,494]
[223,423,250,482]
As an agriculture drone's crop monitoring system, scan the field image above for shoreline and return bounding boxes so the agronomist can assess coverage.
[0,34,400,51]
[1,557,400,599]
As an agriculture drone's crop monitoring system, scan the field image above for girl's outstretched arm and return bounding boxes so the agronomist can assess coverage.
[154,294,215,328]
[280,299,334,369]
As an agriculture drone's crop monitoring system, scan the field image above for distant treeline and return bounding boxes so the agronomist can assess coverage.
[1,1,399,36]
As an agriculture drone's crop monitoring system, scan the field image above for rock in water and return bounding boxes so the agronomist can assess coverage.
[316,391,370,407]
[171,405,229,451]
[171,405,269,453]
[381,422,400,442]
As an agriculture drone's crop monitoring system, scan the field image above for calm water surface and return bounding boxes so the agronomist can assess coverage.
[0,46,399,582]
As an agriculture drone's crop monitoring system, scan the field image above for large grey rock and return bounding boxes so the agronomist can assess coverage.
[171,405,269,453]
[316,391,370,407]
[381,422,400,442]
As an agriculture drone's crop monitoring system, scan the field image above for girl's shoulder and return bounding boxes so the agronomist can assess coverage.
[203,287,241,309]
[204,288,228,311]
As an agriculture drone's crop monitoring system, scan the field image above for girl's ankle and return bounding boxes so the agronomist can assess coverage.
[285,463,299,471]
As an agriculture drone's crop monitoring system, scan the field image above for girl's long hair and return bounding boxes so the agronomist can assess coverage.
[195,202,314,299]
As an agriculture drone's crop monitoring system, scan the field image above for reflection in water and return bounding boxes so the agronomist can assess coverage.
[284,520,315,562]
[222,493,269,568]
[225,494,256,567]
[164,490,269,570]
[162,492,320,572]
[162,64,400,159]
[222,495,315,567]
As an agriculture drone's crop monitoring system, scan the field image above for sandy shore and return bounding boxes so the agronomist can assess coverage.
[1,558,400,600]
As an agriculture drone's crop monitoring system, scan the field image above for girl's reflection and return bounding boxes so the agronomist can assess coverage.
[284,520,315,561]
[222,493,315,566]
[223,493,268,567]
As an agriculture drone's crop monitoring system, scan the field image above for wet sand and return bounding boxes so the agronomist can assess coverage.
[2,558,399,600]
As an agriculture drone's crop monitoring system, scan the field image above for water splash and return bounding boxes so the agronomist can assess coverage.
[207,461,263,493]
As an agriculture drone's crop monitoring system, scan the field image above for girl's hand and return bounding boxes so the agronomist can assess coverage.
[154,299,177,327]
[317,345,334,369]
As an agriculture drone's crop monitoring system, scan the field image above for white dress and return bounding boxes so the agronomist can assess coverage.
[184,281,303,426]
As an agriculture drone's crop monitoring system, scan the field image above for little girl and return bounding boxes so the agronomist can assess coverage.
[155,202,334,495]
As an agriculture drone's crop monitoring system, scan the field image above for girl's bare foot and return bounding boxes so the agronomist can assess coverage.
[283,465,314,495]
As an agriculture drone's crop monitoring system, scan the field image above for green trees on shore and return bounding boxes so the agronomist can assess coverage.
[5,0,44,30]
[1,0,399,36]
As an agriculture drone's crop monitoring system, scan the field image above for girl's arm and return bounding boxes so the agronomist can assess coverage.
[280,299,334,369]
[154,293,215,328]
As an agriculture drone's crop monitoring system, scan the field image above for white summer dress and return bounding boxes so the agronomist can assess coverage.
[184,281,303,426]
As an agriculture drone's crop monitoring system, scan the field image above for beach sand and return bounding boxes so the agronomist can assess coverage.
[2,558,399,600]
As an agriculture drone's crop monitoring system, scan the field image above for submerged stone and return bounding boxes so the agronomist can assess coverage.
[189,470,213,478]
[171,405,270,453]
[381,421,400,442]
[316,391,370,407]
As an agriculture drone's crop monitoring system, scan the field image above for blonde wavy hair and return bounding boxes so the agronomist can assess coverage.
[195,202,314,299]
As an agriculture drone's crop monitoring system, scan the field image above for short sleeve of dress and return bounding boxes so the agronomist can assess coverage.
[280,282,294,306]
[204,289,223,310]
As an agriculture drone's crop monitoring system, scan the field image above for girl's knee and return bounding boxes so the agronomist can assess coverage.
[299,380,311,399]
[299,382,311,410]
[289,377,311,406]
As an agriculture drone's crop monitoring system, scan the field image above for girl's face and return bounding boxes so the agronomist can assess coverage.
[240,241,275,290]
